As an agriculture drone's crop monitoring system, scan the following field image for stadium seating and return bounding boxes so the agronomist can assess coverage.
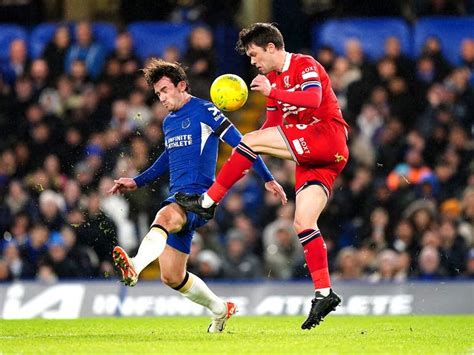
[127,22,193,61]
[414,16,474,65]
[29,22,117,59]
[0,24,27,62]
[29,23,62,58]
[313,18,412,60]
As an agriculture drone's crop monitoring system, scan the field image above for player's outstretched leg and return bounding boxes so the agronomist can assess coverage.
[113,246,138,287]
[301,289,341,329]
[175,192,216,219]
[208,301,238,333]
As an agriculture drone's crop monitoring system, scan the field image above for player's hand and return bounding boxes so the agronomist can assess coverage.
[108,178,137,195]
[265,180,287,205]
[250,74,272,96]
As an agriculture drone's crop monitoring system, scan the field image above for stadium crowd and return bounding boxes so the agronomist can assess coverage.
[0,13,473,283]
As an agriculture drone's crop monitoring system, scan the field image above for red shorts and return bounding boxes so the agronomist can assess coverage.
[277,120,349,196]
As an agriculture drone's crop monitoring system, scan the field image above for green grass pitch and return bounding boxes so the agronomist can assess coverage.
[1,316,472,354]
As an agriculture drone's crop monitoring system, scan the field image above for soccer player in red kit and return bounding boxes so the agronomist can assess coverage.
[176,23,349,329]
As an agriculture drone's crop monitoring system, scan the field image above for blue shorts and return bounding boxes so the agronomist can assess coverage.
[160,195,208,254]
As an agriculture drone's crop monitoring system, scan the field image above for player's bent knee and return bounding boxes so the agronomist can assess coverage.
[293,219,314,234]
[154,211,185,233]
[241,131,259,149]
[160,272,184,288]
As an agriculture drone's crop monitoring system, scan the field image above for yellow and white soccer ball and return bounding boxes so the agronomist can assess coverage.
[210,74,248,111]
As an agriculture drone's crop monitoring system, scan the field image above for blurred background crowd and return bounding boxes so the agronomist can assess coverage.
[0,0,473,284]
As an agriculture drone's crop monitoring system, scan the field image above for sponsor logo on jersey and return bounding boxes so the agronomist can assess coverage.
[302,71,319,80]
[166,134,193,148]
[292,137,310,155]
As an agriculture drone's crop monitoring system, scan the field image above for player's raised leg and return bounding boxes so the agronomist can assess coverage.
[294,185,341,329]
[113,203,183,286]
[176,127,291,216]
[159,245,237,333]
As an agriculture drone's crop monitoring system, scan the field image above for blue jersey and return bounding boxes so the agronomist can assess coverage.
[133,96,273,195]
[165,97,227,194]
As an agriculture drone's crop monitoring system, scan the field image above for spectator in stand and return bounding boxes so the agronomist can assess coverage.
[3,180,39,223]
[20,223,49,273]
[316,45,336,72]
[42,25,71,81]
[359,207,390,251]
[183,26,217,99]
[263,222,302,279]
[196,249,223,279]
[162,46,181,63]
[9,213,31,248]
[383,36,415,81]
[107,31,140,71]
[3,241,35,279]
[332,246,365,280]
[368,249,406,283]
[29,59,50,96]
[439,219,468,276]
[63,179,81,212]
[222,229,262,279]
[415,245,446,279]
[98,176,137,252]
[40,232,80,278]
[421,36,451,81]
[109,99,135,139]
[43,154,67,192]
[69,59,92,92]
[38,190,66,232]
[405,200,438,241]
[1,39,29,86]
[460,38,474,71]
[127,89,153,130]
[75,191,117,269]
[65,22,107,80]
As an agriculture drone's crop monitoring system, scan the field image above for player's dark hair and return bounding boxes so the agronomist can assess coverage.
[236,23,285,54]
[142,58,190,92]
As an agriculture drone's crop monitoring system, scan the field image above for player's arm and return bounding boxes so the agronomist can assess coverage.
[250,74,322,108]
[108,150,169,194]
[260,97,283,129]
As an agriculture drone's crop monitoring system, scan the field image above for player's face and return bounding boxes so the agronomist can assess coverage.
[153,77,187,112]
[246,43,277,74]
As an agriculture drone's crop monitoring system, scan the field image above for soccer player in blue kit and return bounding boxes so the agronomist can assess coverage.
[109,58,287,333]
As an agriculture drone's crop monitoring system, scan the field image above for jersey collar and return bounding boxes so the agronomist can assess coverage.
[281,52,292,72]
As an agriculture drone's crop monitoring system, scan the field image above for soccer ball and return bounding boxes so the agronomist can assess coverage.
[210,74,248,111]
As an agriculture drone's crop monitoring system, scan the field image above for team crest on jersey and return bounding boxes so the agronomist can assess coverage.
[334,153,347,163]
[182,118,191,129]
[283,75,290,88]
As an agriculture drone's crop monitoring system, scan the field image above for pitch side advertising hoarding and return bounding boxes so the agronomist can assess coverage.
[0,281,472,319]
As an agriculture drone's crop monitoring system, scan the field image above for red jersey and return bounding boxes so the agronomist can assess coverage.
[266,53,348,127]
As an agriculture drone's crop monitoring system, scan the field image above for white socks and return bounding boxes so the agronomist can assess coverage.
[180,273,227,316]
[316,287,331,297]
[201,193,216,208]
[131,226,168,274]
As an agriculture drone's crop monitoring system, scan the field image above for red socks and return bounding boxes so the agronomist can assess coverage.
[298,229,331,289]
[207,142,256,203]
